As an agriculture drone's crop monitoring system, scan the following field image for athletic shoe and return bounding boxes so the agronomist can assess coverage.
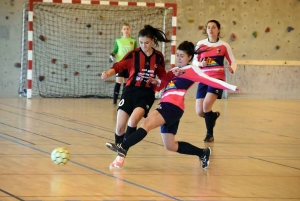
[116,143,127,157]
[106,142,119,152]
[109,156,125,169]
[203,134,214,142]
[200,147,211,169]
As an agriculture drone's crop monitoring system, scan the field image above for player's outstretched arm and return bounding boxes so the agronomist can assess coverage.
[101,69,116,79]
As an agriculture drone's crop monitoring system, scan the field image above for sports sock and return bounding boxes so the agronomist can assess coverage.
[204,111,216,136]
[122,128,147,150]
[177,141,204,157]
[113,82,121,104]
[115,133,124,144]
[123,126,137,142]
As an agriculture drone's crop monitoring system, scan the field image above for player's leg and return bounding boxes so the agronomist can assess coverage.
[109,110,165,169]
[113,74,124,105]
[161,132,211,169]
[203,85,223,142]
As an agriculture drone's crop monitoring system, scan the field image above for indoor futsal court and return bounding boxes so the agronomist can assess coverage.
[0,97,299,200]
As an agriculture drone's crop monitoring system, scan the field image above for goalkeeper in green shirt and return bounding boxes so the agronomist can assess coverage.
[110,23,138,105]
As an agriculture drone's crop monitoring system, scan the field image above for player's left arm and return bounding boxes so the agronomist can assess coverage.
[224,43,237,74]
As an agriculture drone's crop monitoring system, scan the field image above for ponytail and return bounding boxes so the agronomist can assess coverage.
[138,25,171,47]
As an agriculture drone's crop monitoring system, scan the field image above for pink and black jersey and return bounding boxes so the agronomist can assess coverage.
[112,47,172,90]
[160,65,237,110]
[192,38,237,81]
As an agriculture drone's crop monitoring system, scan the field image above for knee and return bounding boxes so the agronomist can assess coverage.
[127,118,139,128]
[196,111,204,117]
[196,109,204,117]
[164,144,177,152]
[116,125,126,135]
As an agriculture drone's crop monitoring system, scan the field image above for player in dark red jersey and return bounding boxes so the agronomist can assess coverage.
[101,25,172,168]
[105,41,241,169]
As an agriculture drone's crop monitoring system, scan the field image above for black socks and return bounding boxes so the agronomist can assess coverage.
[204,111,216,136]
[113,82,121,104]
[122,128,147,150]
[124,126,137,142]
[177,141,204,157]
[115,133,124,144]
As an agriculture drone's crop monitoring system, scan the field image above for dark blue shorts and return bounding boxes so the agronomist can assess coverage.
[196,82,223,99]
[116,69,129,78]
[156,102,184,134]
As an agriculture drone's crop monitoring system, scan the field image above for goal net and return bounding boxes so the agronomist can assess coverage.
[20,1,177,98]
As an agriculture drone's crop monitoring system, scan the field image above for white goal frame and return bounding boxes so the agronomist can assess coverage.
[27,0,177,98]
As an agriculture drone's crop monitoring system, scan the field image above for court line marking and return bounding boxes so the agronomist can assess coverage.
[0,135,183,201]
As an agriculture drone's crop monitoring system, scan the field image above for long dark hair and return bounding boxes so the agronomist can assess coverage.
[138,25,171,47]
[177,41,211,61]
[202,19,222,38]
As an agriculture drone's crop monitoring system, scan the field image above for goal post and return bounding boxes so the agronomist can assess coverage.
[24,0,177,98]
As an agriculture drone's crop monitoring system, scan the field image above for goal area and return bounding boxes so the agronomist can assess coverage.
[20,0,177,98]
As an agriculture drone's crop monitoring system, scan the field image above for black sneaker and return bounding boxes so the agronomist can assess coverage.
[203,134,214,142]
[106,142,119,152]
[116,143,127,157]
[200,147,211,169]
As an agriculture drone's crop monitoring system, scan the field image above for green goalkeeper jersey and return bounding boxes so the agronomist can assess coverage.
[111,36,138,62]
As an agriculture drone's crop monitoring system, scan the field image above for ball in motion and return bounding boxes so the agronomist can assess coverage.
[51,147,70,165]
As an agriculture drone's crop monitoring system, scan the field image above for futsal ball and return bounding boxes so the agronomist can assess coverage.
[51,147,70,165]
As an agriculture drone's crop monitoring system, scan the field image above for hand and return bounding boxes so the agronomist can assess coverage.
[109,55,114,63]
[147,77,160,85]
[170,67,184,76]
[200,60,207,67]
[226,65,234,74]
[235,86,242,93]
[101,71,109,79]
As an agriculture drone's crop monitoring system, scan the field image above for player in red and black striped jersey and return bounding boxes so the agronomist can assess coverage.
[101,25,173,169]
[104,41,241,169]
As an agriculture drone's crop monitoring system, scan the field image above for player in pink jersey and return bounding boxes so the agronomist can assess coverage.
[105,41,241,169]
[192,20,237,142]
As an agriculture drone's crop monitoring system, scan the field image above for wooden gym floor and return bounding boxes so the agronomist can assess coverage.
[0,97,299,201]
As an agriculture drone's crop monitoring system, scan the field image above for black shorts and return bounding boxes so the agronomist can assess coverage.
[196,82,223,99]
[116,69,129,78]
[156,102,184,135]
[118,86,155,118]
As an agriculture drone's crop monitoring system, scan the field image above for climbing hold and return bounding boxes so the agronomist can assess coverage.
[86,24,91,28]
[287,26,294,32]
[39,35,46,41]
[86,65,90,68]
[177,26,181,30]
[98,15,104,20]
[265,27,270,33]
[232,21,236,25]
[187,19,194,23]
[198,25,204,30]
[275,45,280,50]
[252,31,258,38]
[14,62,21,67]
[74,71,79,76]
[63,64,68,68]
[230,33,237,41]
[39,76,45,81]
[98,31,103,35]
[51,59,57,64]
[87,51,93,55]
